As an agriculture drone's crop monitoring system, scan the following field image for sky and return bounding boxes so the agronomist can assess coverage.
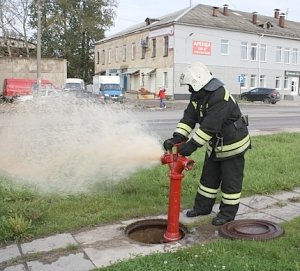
[105,0,299,36]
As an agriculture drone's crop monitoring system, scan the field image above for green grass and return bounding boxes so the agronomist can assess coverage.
[96,217,300,271]
[0,133,300,243]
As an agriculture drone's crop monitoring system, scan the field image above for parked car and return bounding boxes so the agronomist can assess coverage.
[63,78,85,92]
[240,88,281,104]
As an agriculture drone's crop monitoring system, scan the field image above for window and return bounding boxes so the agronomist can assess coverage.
[260,44,266,62]
[163,36,169,57]
[152,38,156,58]
[97,51,99,64]
[122,45,126,62]
[101,49,105,65]
[275,76,281,89]
[284,48,290,64]
[221,39,229,55]
[275,46,282,63]
[259,75,266,87]
[131,42,136,60]
[241,42,248,60]
[250,43,258,60]
[292,48,298,64]
[284,76,288,89]
[250,74,256,88]
[115,47,119,62]
[108,48,112,64]
[163,72,168,88]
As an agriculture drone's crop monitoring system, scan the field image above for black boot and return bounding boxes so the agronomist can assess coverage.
[186,209,211,217]
[212,216,233,226]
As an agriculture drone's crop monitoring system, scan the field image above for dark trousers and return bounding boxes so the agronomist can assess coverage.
[160,98,166,108]
[194,153,245,220]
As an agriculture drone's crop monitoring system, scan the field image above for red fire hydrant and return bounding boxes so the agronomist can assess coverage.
[161,144,194,242]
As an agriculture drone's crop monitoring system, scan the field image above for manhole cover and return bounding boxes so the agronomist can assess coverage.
[125,219,188,244]
[219,219,284,241]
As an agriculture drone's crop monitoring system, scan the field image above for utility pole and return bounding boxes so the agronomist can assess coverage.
[37,0,41,94]
[190,0,192,8]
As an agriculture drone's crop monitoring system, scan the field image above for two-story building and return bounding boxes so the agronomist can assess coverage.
[95,4,300,99]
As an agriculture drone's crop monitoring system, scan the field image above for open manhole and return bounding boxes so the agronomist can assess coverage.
[125,219,188,244]
[219,219,284,241]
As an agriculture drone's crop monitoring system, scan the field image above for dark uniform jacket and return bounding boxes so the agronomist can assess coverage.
[174,84,251,160]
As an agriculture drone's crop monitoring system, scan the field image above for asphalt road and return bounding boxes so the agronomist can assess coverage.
[0,95,299,141]
[136,101,300,139]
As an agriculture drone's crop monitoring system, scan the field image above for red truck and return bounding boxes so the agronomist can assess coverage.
[1,78,57,102]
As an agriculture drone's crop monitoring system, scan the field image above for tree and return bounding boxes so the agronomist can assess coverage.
[0,0,33,57]
[30,0,117,83]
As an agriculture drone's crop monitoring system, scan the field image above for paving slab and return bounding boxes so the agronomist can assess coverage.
[236,211,284,223]
[262,204,300,221]
[237,203,254,214]
[74,224,123,245]
[83,242,181,269]
[240,195,278,210]
[21,233,78,254]
[27,252,95,271]
[293,188,300,193]
[0,244,20,263]
[269,191,300,202]
[288,201,300,208]
[3,264,25,271]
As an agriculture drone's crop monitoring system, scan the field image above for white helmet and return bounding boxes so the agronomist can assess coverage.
[179,62,213,91]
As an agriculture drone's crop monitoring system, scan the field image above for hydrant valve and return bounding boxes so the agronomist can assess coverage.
[161,144,194,242]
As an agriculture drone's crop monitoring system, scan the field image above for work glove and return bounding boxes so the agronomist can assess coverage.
[163,136,184,151]
[178,140,198,156]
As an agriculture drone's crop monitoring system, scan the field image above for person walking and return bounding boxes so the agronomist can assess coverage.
[157,86,167,109]
[163,62,251,226]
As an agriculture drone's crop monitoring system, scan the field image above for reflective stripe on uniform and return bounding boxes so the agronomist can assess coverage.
[224,89,236,104]
[192,128,212,146]
[198,184,218,199]
[221,191,241,205]
[206,135,250,159]
[224,89,230,101]
[230,94,236,103]
[215,135,251,158]
[216,134,250,152]
[174,122,193,137]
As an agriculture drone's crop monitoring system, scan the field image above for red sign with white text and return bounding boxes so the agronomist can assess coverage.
[192,41,211,55]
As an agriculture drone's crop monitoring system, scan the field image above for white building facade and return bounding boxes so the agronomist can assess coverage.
[95,4,300,99]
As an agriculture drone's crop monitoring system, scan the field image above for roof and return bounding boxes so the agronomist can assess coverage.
[177,4,300,39]
[98,4,300,43]
[0,36,36,48]
[97,8,187,43]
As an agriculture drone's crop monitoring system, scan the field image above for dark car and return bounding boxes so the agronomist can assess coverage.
[241,88,281,104]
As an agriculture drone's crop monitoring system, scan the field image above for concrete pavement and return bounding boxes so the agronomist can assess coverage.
[0,188,299,271]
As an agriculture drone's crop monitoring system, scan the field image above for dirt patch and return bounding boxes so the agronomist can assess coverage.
[184,223,220,246]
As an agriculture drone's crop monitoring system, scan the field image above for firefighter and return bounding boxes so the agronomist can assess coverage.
[163,62,251,226]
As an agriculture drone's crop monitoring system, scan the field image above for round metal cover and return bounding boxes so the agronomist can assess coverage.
[219,219,284,241]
